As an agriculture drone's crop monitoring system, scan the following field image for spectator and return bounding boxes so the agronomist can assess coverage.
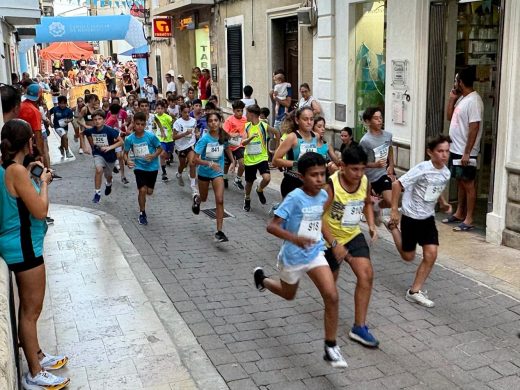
[298,83,321,116]
[241,85,257,109]
[165,70,177,95]
[177,74,191,98]
[339,127,358,153]
[1,84,22,124]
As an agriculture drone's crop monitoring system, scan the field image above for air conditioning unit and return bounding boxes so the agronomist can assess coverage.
[297,6,316,27]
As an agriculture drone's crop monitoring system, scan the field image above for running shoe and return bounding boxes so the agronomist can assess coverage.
[381,208,392,226]
[256,187,267,204]
[138,213,148,225]
[22,370,70,390]
[65,150,73,159]
[224,178,228,189]
[215,231,229,242]
[45,217,54,225]
[79,148,84,155]
[51,172,62,180]
[176,173,184,186]
[166,159,171,166]
[349,325,380,348]
[121,177,130,185]
[113,166,119,174]
[323,345,348,368]
[406,289,435,308]
[243,198,251,212]
[40,353,68,370]
[162,174,169,182]
[58,146,64,157]
[192,194,201,215]
[233,177,244,191]
[104,184,112,196]
[92,193,101,203]
[253,267,266,291]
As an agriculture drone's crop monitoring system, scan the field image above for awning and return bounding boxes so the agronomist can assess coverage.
[0,0,41,26]
[39,42,93,61]
[152,0,213,17]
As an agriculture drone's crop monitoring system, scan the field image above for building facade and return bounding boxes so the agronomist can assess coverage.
[314,0,520,250]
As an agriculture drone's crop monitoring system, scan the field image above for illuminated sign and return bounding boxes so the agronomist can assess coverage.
[153,18,173,38]
[179,15,196,30]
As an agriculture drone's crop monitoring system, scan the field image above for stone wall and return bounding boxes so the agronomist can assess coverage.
[0,260,17,389]
[503,169,520,249]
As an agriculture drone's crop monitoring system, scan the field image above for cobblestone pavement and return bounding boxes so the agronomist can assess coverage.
[49,150,520,390]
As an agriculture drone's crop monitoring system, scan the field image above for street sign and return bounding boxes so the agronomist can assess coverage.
[153,18,173,38]
[132,53,149,59]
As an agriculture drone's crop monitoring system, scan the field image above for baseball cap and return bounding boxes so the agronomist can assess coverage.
[145,75,152,80]
[167,70,175,77]
[177,74,184,79]
[24,84,42,102]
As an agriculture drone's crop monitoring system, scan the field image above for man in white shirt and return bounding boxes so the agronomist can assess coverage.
[177,74,191,98]
[165,70,177,95]
[445,67,484,231]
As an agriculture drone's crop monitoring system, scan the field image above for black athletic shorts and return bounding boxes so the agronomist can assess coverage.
[401,214,439,252]
[280,171,303,198]
[134,169,158,189]
[8,255,44,273]
[324,233,370,272]
[225,148,245,165]
[371,174,393,195]
[449,152,477,181]
[176,147,194,159]
[198,174,223,182]
[244,161,270,183]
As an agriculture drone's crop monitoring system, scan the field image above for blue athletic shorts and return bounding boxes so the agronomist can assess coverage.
[161,142,175,153]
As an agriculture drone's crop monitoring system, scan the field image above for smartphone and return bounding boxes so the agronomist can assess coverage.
[30,165,44,178]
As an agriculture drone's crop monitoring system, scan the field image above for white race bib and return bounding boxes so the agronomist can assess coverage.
[341,200,365,227]
[92,134,108,147]
[247,142,262,155]
[133,143,149,158]
[206,143,223,160]
[423,184,445,202]
[58,119,67,128]
[299,143,317,158]
[373,143,389,161]
[229,136,242,147]
[297,217,322,241]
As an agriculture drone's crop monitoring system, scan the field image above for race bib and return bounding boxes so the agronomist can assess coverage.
[133,143,149,158]
[423,184,445,202]
[58,119,67,128]
[229,136,242,147]
[299,143,317,158]
[373,143,389,161]
[341,200,365,227]
[247,142,262,155]
[92,134,108,147]
[297,216,322,241]
[206,143,223,160]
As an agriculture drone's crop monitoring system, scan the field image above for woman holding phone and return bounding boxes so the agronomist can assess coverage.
[0,119,70,389]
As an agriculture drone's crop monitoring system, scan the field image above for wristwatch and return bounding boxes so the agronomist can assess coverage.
[330,239,338,248]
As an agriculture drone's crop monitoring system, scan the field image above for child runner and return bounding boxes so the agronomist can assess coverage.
[254,152,347,368]
[47,95,73,159]
[154,101,174,182]
[223,100,247,190]
[124,112,163,225]
[173,104,198,195]
[105,102,129,184]
[322,145,379,348]
[313,116,341,170]
[72,96,86,153]
[242,104,279,211]
[192,111,234,242]
[385,135,452,308]
[83,109,123,203]
[358,107,395,225]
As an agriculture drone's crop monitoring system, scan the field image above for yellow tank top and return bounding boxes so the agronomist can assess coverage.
[324,172,368,245]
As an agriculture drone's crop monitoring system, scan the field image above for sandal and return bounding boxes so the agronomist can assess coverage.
[442,215,463,224]
[453,223,474,232]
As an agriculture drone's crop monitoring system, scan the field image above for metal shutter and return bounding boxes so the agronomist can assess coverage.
[227,25,243,101]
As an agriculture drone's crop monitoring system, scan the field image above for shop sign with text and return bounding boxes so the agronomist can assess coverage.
[153,18,173,38]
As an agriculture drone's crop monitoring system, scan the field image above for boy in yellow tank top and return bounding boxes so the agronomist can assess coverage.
[322,145,380,348]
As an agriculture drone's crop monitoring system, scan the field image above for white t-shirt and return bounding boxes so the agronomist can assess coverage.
[241,98,256,109]
[274,82,289,100]
[449,91,484,156]
[166,81,177,94]
[173,117,197,151]
[399,160,451,220]
[299,96,318,109]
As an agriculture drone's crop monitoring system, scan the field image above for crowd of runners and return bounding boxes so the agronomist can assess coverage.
[1,65,482,387]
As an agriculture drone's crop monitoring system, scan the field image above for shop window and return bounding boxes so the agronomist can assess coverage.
[226,25,243,100]
[352,1,386,141]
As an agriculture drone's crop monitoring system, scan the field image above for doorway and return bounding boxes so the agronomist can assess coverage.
[427,0,504,229]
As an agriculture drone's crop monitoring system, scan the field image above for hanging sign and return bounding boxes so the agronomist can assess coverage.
[153,18,173,38]
[132,53,149,59]
[179,15,196,30]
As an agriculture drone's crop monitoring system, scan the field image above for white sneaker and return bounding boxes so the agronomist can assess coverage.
[79,148,84,155]
[40,352,68,370]
[323,345,348,368]
[176,173,184,186]
[22,370,70,390]
[406,289,435,308]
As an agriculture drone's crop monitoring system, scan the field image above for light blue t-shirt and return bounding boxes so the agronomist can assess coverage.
[194,132,227,179]
[124,131,161,171]
[274,188,327,266]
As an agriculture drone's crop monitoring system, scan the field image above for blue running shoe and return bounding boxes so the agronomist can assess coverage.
[349,325,379,348]
[92,193,101,203]
[138,213,148,225]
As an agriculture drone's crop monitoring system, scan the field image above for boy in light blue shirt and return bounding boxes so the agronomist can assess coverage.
[124,112,163,225]
[253,152,348,369]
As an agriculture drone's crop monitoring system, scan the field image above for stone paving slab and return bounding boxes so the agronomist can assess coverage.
[47,143,520,389]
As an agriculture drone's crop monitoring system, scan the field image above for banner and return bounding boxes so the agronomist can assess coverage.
[44,82,107,109]
[195,28,210,70]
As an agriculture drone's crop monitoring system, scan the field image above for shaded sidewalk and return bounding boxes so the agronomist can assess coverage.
[37,204,228,389]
